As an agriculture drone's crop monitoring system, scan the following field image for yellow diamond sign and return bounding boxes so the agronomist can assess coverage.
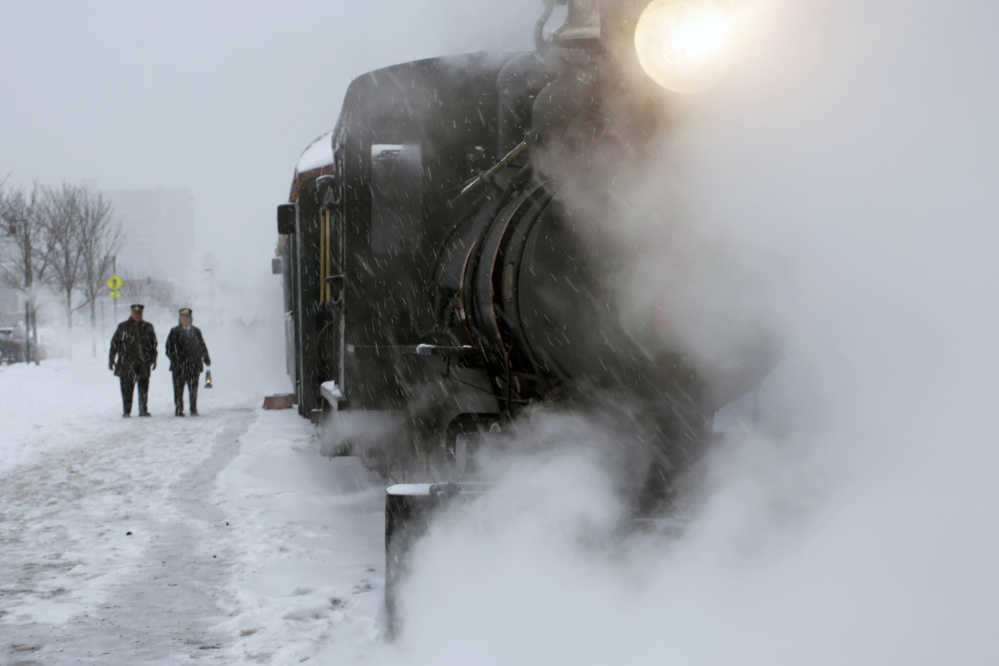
[106,274,123,291]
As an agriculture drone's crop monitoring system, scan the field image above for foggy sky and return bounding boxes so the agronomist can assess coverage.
[0,0,539,288]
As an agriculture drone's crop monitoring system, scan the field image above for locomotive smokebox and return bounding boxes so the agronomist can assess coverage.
[448,176,776,414]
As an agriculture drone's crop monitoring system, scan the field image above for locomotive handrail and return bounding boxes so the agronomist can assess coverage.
[449,140,529,205]
[348,344,480,358]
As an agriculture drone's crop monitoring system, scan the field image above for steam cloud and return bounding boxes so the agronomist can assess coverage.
[355,0,999,663]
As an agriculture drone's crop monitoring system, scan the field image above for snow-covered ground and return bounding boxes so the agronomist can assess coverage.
[0,349,386,664]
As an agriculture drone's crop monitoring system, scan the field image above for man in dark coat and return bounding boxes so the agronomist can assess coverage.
[165,307,211,417]
[109,303,158,417]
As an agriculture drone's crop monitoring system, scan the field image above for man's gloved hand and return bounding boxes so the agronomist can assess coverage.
[108,361,114,371]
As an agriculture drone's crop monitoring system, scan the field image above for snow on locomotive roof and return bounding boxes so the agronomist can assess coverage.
[295,130,334,181]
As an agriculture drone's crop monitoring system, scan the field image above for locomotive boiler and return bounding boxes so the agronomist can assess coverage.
[276,0,777,514]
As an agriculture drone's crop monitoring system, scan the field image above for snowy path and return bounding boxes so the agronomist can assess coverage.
[1,408,249,661]
[0,360,386,664]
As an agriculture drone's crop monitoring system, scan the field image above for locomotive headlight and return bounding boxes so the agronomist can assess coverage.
[635,0,733,94]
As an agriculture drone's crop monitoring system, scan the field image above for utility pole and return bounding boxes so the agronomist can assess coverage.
[24,300,30,364]
[112,255,117,322]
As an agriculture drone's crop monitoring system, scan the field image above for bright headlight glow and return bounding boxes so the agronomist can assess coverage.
[635,0,733,94]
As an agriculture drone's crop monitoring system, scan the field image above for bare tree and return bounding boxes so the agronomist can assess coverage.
[75,189,122,356]
[43,184,85,354]
[0,182,52,364]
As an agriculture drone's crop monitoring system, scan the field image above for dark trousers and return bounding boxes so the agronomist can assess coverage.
[172,372,199,414]
[120,371,150,415]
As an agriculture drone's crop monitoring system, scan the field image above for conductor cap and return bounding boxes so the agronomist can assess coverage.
[179,308,193,317]
[130,304,144,312]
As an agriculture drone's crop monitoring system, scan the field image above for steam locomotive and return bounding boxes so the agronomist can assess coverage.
[275,0,776,516]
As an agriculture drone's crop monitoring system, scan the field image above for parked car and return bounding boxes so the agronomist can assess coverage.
[0,327,28,364]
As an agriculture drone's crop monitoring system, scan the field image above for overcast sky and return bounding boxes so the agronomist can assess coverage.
[0,0,540,288]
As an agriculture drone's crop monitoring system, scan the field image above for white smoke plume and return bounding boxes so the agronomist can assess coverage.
[348,0,999,663]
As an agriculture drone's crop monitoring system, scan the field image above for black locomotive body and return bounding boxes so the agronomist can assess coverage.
[277,1,776,497]
[280,54,521,469]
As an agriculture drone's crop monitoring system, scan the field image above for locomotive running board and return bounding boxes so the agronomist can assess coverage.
[385,482,690,552]
[385,482,492,542]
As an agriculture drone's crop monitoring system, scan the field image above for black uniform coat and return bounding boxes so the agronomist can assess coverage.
[109,319,158,378]
[165,325,211,377]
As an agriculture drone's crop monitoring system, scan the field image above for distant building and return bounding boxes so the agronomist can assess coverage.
[101,188,195,282]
